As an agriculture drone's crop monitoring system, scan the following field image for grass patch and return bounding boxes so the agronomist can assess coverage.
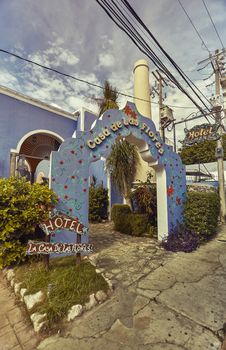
[14,256,108,327]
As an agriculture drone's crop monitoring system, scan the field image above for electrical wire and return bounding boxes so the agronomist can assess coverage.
[120,0,213,108]
[97,0,203,104]
[177,0,211,53]
[114,0,166,59]
[0,48,197,109]
[95,0,214,122]
[202,0,224,49]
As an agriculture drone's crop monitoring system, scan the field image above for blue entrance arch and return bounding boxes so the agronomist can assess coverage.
[50,102,186,245]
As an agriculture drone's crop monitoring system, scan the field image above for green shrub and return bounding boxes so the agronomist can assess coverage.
[0,177,58,268]
[129,213,149,236]
[89,184,108,222]
[111,204,132,233]
[184,191,220,241]
[111,205,148,236]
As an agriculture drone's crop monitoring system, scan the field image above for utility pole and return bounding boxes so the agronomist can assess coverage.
[198,48,226,222]
[214,49,226,222]
[152,70,174,142]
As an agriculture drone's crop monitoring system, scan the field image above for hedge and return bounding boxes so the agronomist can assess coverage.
[184,191,220,241]
[111,204,132,233]
[111,204,149,236]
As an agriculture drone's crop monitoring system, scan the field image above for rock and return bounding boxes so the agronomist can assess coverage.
[2,268,8,277]
[20,288,27,301]
[6,269,15,281]
[14,282,23,295]
[95,268,105,274]
[10,278,15,287]
[95,290,107,303]
[85,293,97,310]
[24,291,44,311]
[111,268,121,274]
[88,253,99,266]
[30,312,47,333]
[67,305,83,321]
[104,277,114,290]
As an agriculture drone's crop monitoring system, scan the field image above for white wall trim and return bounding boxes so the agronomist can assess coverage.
[14,129,64,153]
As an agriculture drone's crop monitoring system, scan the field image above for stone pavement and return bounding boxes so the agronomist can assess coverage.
[36,222,226,350]
[0,273,40,350]
[2,222,226,349]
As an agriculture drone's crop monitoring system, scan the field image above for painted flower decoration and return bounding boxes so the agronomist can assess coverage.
[167,185,174,197]
[124,105,132,116]
[176,197,181,205]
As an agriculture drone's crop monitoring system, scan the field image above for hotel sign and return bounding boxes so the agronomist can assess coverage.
[26,212,89,257]
[182,123,220,146]
[39,213,87,235]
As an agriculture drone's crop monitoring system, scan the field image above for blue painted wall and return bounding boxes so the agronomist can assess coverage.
[89,159,107,187]
[0,93,77,177]
[110,184,123,207]
[84,111,98,131]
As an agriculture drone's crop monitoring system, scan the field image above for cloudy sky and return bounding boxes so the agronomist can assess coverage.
[0,0,225,142]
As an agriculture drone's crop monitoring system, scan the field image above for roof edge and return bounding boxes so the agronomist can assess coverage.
[0,85,77,120]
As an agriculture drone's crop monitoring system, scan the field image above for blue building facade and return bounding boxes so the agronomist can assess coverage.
[0,85,121,207]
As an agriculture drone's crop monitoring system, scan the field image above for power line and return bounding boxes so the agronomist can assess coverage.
[120,0,215,111]
[95,0,214,122]
[177,0,210,53]
[0,48,197,110]
[106,0,214,112]
[114,0,164,58]
[202,0,224,49]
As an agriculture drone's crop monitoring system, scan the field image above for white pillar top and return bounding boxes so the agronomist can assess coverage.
[133,59,150,73]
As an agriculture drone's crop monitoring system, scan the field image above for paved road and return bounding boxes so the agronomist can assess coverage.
[36,222,226,350]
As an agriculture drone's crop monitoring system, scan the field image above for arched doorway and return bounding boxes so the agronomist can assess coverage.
[15,131,62,182]
[50,102,186,242]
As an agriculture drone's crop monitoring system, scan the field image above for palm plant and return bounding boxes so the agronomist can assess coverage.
[98,81,119,117]
[96,80,140,209]
[106,139,140,209]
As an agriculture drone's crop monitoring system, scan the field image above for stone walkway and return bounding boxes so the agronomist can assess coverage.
[0,273,40,350]
[36,222,226,350]
[2,222,226,349]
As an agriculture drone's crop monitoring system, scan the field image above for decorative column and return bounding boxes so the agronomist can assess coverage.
[133,59,152,118]
[9,152,17,177]
[133,59,155,182]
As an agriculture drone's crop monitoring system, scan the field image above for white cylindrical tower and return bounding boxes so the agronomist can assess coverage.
[133,59,152,118]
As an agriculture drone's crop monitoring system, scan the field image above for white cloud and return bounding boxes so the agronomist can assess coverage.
[0,0,225,145]
[0,70,20,89]
[28,41,80,68]
[98,52,115,68]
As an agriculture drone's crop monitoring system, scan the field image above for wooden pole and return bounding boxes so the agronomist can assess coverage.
[76,234,81,265]
[44,234,50,271]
